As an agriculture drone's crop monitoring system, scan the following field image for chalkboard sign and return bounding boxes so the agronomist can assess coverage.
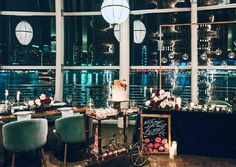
[140,114,171,154]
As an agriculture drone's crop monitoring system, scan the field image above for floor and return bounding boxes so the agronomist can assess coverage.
[39,152,236,167]
[1,124,236,167]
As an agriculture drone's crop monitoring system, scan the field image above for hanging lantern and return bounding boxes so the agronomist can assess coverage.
[15,21,33,46]
[101,0,130,25]
[113,20,146,44]
[133,20,146,44]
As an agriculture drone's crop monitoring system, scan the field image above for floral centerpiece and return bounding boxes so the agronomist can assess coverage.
[145,89,174,110]
[28,94,53,110]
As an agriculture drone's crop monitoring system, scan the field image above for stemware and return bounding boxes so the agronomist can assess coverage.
[23,97,30,107]
[8,97,16,113]
[66,95,73,105]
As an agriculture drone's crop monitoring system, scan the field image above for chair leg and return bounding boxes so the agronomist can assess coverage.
[64,143,67,167]
[11,152,15,167]
[40,148,47,167]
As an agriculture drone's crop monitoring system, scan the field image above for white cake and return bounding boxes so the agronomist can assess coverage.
[111,80,127,101]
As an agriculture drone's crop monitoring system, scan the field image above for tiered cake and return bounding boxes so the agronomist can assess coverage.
[111,80,127,101]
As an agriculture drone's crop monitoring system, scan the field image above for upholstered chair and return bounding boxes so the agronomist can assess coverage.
[2,118,48,167]
[53,114,92,167]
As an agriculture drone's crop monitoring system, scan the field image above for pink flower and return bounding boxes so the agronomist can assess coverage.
[159,146,164,151]
[162,138,168,144]
[155,137,161,143]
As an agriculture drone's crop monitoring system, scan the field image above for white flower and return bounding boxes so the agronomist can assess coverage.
[35,98,41,106]
[153,97,159,102]
[165,92,170,98]
[159,89,165,95]
[40,94,46,100]
[151,93,156,98]
[28,100,35,106]
[145,100,151,106]
[160,101,167,109]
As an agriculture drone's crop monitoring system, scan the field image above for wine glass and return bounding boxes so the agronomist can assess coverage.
[8,97,16,113]
[130,100,137,110]
[66,95,73,105]
[23,97,30,107]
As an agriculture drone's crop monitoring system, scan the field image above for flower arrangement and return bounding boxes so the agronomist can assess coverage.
[144,137,169,153]
[114,80,127,90]
[145,89,174,110]
[28,94,53,108]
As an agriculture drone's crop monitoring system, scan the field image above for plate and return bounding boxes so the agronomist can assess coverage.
[12,105,28,110]
[51,102,66,106]
[57,107,73,111]
[13,111,33,116]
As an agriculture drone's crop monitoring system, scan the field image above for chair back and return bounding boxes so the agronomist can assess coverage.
[54,114,88,143]
[2,118,48,152]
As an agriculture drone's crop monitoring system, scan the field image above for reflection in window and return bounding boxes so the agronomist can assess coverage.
[0,70,55,100]
[198,0,233,6]
[0,16,56,66]
[130,69,191,105]
[64,16,119,66]
[130,0,190,10]
[198,70,236,104]
[63,70,119,108]
[0,0,55,12]
[198,22,236,66]
[63,0,102,12]
[131,13,190,66]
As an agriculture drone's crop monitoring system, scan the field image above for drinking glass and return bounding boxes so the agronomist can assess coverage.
[8,97,16,113]
[130,100,137,110]
[66,95,73,105]
[23,97,30,107]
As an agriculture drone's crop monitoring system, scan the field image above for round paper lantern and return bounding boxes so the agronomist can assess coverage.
[133,20,146,44]
[15,21,33,45]
[101,0,130,25]
[113,20,146,44]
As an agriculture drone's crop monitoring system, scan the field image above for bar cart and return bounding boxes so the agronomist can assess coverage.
[84,101,149,167]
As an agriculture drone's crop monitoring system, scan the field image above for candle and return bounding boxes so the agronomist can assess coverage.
[5,90,9,98]
[150,87,153,94]
[169,146,175,159]
[176,97,181,108]
[144,86,147,98]
[190,102,194,108]
[172,141,177,156]
[16,91,20,101]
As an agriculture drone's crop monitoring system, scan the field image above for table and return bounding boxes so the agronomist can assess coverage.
[0,107,87,122]
[133,109,236,158]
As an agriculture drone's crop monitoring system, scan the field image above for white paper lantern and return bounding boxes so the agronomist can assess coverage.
[101,0,130,25]
[113,20,146,44]
[133,20,146,44]
[15,21,33,46]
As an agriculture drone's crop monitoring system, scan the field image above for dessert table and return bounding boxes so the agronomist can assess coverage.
[133,109,236,158]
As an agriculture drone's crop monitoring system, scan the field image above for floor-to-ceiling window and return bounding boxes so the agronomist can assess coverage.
[0,0,55,101]
[0,0,236,107]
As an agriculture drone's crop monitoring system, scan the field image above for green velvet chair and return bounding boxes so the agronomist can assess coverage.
[53,114,91,167]
[2,118,48,167]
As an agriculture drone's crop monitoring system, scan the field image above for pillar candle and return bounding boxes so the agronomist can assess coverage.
[5,90,9,97]
[169,146,175,159]
[190,102,194,108]
[176,97,181,108]
[150,87,153,94]
[172,141,177,156]
[144,86,147,98]
[16,91,20,101]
